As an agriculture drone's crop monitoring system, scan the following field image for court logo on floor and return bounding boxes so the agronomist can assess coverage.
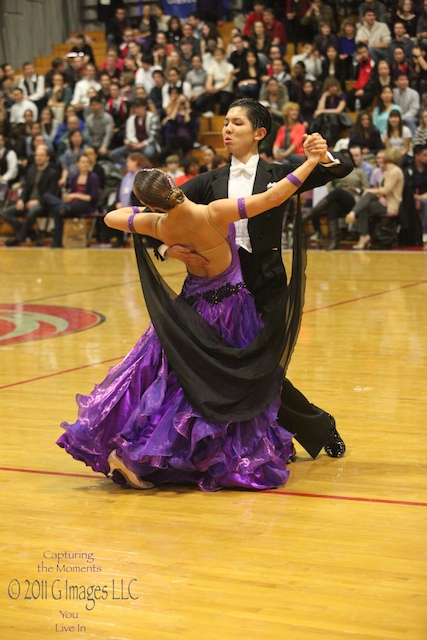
[0,304,105,345]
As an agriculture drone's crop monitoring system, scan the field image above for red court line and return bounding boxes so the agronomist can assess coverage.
[0,357,121,390]
[3,278,426,391]
[304,279,427,314]
[0,466,426,506]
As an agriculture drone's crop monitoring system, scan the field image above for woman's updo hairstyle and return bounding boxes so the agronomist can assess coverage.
[133,168,185,211]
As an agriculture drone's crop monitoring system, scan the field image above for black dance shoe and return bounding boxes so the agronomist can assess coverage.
[324,416,346,458]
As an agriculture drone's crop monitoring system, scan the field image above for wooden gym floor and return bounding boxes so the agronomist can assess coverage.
[0,246,426,639]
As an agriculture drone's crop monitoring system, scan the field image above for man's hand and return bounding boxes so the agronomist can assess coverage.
[302,133,328,163]
[26,199,40,209]
[166,245,210,268]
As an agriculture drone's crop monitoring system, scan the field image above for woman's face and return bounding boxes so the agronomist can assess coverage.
[388,114,400,128]
[24,110,33,123]
[41,108,51,122]
[303,81,313,95]
[203,148,215,165]
[170,18,180,32]
[85,147,96,165]
[202,23,210,37]
[288,107,299,121]
[214,49,224,62]
[361,114,371,128]
[381,87,393,102]
[127,157,138,173]
[328,83,339,95]
[326,47,337,60]
[402,0,412,11]
[268,79,279,93]
[254,21,265,35]
[71,131,83,147]
[169,50,180,64]
[78,156,90,173]
[378,61,390,75]
[344,23,355,36]
[246,51,257,65]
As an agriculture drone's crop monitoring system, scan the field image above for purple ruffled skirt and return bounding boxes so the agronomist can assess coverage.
[57,262,293,491]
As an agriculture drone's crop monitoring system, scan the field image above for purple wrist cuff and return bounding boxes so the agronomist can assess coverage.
[287,172,303,188]
[128,206,139,233]
[237,197,247,219]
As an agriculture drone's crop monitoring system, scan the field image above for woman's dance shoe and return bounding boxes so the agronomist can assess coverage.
[352,235,371,250]
[324,416,346,458]
[107,451,154,489]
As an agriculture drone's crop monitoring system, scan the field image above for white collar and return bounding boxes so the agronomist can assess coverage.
[230,154,259,169]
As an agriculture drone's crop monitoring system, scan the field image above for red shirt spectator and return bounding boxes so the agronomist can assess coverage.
[243,1,266,37]
[263,8,287,46]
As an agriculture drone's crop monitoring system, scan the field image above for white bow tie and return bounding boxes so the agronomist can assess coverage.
[230,164,256,179]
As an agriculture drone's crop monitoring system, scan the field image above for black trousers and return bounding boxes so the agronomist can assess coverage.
[239,247,331,457]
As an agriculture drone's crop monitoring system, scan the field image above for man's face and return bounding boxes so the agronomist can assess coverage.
[394,49,405,63]
[365,11,375,25]
[356,47,369,63]
[182,24,193,38]
[135,105,147,118]
[24,63,35,76]
[156,33,167,46]
[418,149,427,165]
[13,89,23,103]
[272,60,284,75]
[269,46,281,60]
[350,147,363,166]
[233,37,244,52]
[116,8,126,21]
[101,75,111,90]
[222,106,264,156]
[262,10,274,26]
[123,29,134,43]
[67,116,79,132]
[394,23,405,39]
[90,101,102,115]
[35,148,49,167]
[153,72,164,87]
[85,65,96,80]
[110,85,120,99]
[397,75,409,90]
[168,70,179,84]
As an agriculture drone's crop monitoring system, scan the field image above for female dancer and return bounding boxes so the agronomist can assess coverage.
[57,143,322,492]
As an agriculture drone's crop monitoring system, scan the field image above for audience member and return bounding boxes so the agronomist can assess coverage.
[383,109,412,159]
[358,0,388,25]
[262,7,287,51]
[71,63,101,113]
[291,43,321,81]
[373,85,402,135]
[18,61,45,109]
[204,48,234,115]
[273,101,306,165]
[393,0,417,38]
[259,77,289,118]
[337,19,357,80]
[165,153,184,181]
[356,8,392,63]
[3,145,58,246]
[69,34,95,66]
[110,98,160,167]
[313,22,338,60]
[174,155,200,186]
[235,50,265,100]
[106,5,132,49]
[9,87,38,124]
[392,72,420,134]
[349,110,384,155]
[85,95,114,156]
[319,44,347,88]
[310,77,348,146]
[0,133,18,204]
[160,94,199,160]
[349,144,374,181]
[370,149,386,186]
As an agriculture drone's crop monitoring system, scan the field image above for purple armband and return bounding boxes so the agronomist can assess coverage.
[237,197,247,219]
[287,173,303,188]
[128,206,139,233]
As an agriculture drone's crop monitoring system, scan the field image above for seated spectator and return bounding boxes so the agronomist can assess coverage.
[349,110,384,156]
[2,64,22,102]
[148,69,165,115]
[179,38,197,73]
[285,0,310,54]
[257,101,282,161]
[268,58,290,86]
[314,22,338,60]
[372,59,393,94]
[228,33,246,71]
[259,77,289,119]
[135,54,159,94]
[71,63,101,113]
[358,0,388,25]
[127,41,144,70]
[248,20,273,61]
[392,72,420,135]
[160,94,199,161]
[137,2,157,39]
[44,153,99,248]
[59,128,87,186]
[413,107,427,146]
[291,43,321,81]
[273,101,306,165]
[3,145,59,246]
[373,85,402,136]
[320,44,347,88]
[370,149,386,187]
[40,107,60,147]
[18,61,45,109]
[298,79,319,128]
[390,45,414,81]
[383,109,412,160]
[57,112,91,156]
[337,19,357,80]
[235,50,265,100]
[349,144,374,181]
[0,105,10,139]
[185,55,208,114]
[44,57,74,93]
[199,146,216,174]
[410,45,427,95]
[303,148,370,250]
[105,81,129,147]
[408,143,427,244]
[85,146,106,190]
[165,49,188,80]
[200,22,224,57]
[301,0,337,41]
[393,0,417,39]
[161,67,191,111]
[165,154,184,181]
[347,42,376,111]
[100,50,124,81]
[356,8,392,63]
[69,34,95,66]
[106,5,132,49]
[166,15,183,46]
[310,77,348,147]
[187,11,205,40]
[154,4,170,33]
[0,133,19,205]
[204,48,234,115]
[119,27,136,59]
[345,148,404,249]
[287,61,309,102]
[110,97,160,167]
[243,1,266,38]
[9,87,38,124]
[388,22,414,65]
[84,95,114,156]
[181,23,201,56]
[21,108,36,138]
[175,156,200,186]
[46,73,73,123]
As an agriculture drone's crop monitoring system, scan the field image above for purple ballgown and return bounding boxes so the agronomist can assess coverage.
[57,235,294,491]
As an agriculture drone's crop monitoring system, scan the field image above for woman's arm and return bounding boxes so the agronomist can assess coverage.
[209,156,319,227]
[105,206,160,237]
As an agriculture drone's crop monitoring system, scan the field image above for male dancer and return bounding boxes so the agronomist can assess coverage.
[158,99,353,459]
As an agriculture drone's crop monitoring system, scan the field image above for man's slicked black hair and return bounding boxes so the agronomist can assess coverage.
[227,98,272,135]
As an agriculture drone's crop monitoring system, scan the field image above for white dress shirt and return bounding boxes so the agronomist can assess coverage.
[229,154,259,253]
